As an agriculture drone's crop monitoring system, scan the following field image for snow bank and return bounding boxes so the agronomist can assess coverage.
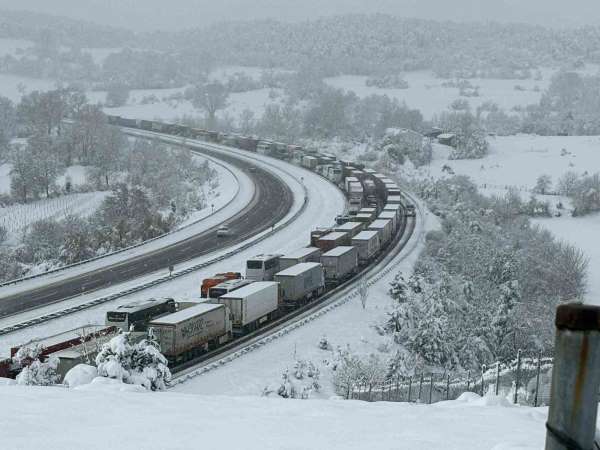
[0,385,552,450]
[63,364,98,388]
[73,377,146,393]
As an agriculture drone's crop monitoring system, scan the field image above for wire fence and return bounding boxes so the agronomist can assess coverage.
[342,353,558,407]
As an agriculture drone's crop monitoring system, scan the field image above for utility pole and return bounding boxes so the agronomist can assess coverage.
[545,304,600,450]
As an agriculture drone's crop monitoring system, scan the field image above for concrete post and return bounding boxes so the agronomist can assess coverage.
[545,304,600,450]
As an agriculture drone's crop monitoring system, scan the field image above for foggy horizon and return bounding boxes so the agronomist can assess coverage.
[1,0,600,31]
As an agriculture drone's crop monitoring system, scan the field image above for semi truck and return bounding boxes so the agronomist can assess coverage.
[316,231,350,253]
[217,281,279,333]
[352,230,381,263]
[275,263,325,304]
[279,247,322,271]
[149,303,232,365]
[320,246,358,283]
[334,221,364,238]
[367,219,393,246]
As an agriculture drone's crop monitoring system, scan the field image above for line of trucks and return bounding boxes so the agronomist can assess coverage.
[1,116,415,379]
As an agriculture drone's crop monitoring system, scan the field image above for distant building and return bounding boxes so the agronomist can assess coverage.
[424,127,444,139]
[437,133,457,147]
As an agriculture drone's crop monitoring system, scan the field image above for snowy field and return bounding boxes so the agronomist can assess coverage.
[0,383,559,450]
[0,192,109,239]
[404,135,600,306]
[326,66,600,119]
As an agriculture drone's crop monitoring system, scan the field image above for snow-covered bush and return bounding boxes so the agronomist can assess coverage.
[63,364,98,388]
[13,343,59,386]
[95,333,171,391]
[318,336,331,351]
[275,360,321,399]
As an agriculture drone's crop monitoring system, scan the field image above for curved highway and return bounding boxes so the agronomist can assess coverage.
[0,144,294,318]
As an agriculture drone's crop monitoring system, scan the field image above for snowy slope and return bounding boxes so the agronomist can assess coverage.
[0,384,554,450]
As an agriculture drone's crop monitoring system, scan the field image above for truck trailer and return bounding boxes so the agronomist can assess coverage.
[352,230,381,263]
[316,231,350,253]
[217,281,279,333]
[367,219,393,246]
[275,263,325,304]
[279,247,322,271]
[334,221,364,238]
[321,246,358,283]
[149,303,232,365]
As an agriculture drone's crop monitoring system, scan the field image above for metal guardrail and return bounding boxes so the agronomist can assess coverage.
[0,147,242,289]
[168,191,421,386]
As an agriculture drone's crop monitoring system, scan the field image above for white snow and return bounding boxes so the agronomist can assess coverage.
[0,384,559,450]
[0,38,33,57]
[0,191,109,239]
[63,364,98,388]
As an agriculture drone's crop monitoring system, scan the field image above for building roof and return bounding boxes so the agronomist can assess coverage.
[149,303,223,325]
[438,133,456,139]
[276,262,322,277]
[219,281,278,299]
[322,246,356,257]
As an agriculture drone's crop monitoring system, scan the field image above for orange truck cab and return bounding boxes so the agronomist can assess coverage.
[201,272,242,297]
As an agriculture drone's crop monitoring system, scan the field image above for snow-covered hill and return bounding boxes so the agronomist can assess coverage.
[0,381,553,450]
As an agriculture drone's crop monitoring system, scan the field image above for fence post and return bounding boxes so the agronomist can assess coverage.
[514,349,522,405]
[446,373,450,400]
[495,362,500,396]
[408,376,412,402]
[481,365,486,397]
[545,304,600,450]
[418,373,424,402]
[534,354,542,407]
[467,370,471,391]
[428,374,434,404]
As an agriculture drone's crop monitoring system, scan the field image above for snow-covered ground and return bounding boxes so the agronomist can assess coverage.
[0,143,345,354]
[0,192,109,239]
[0,38,33,57]
[0,149,242,299]
[403,135,600,306]
[326,66,599,119]
[0,383,558,450]
[0,73,55,102]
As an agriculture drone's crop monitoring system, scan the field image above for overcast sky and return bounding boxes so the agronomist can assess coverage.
[1,0,599,31]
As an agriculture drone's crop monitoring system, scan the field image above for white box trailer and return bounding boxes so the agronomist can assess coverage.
[218,281,279,330]
[368,219,393,246]
[344,176,360,192]
[378,211,398,233]
[321,246,358,282]
[352,230,381,263]
[149,303,231,363]
[275,262,325,304]
[359,207,377,220]
[383,203,401,219]
[302,155,318,170]
[279,247,322,271]
[387,194,403,205]
[334,221,364,238]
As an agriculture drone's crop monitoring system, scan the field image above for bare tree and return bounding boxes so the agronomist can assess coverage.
[190,82,229,128]
[358,276,369,309]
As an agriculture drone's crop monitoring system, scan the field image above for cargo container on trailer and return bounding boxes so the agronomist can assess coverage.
[148,303,232,364]
[275,263,325,304]
[368,219,393,246]
[316,231,350,253]
[321,246,358,282]
[378,211,398,233]
[279,247,322,271]
[334,221,364,238]
[352,230,381,263]
[217,282,279,333]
